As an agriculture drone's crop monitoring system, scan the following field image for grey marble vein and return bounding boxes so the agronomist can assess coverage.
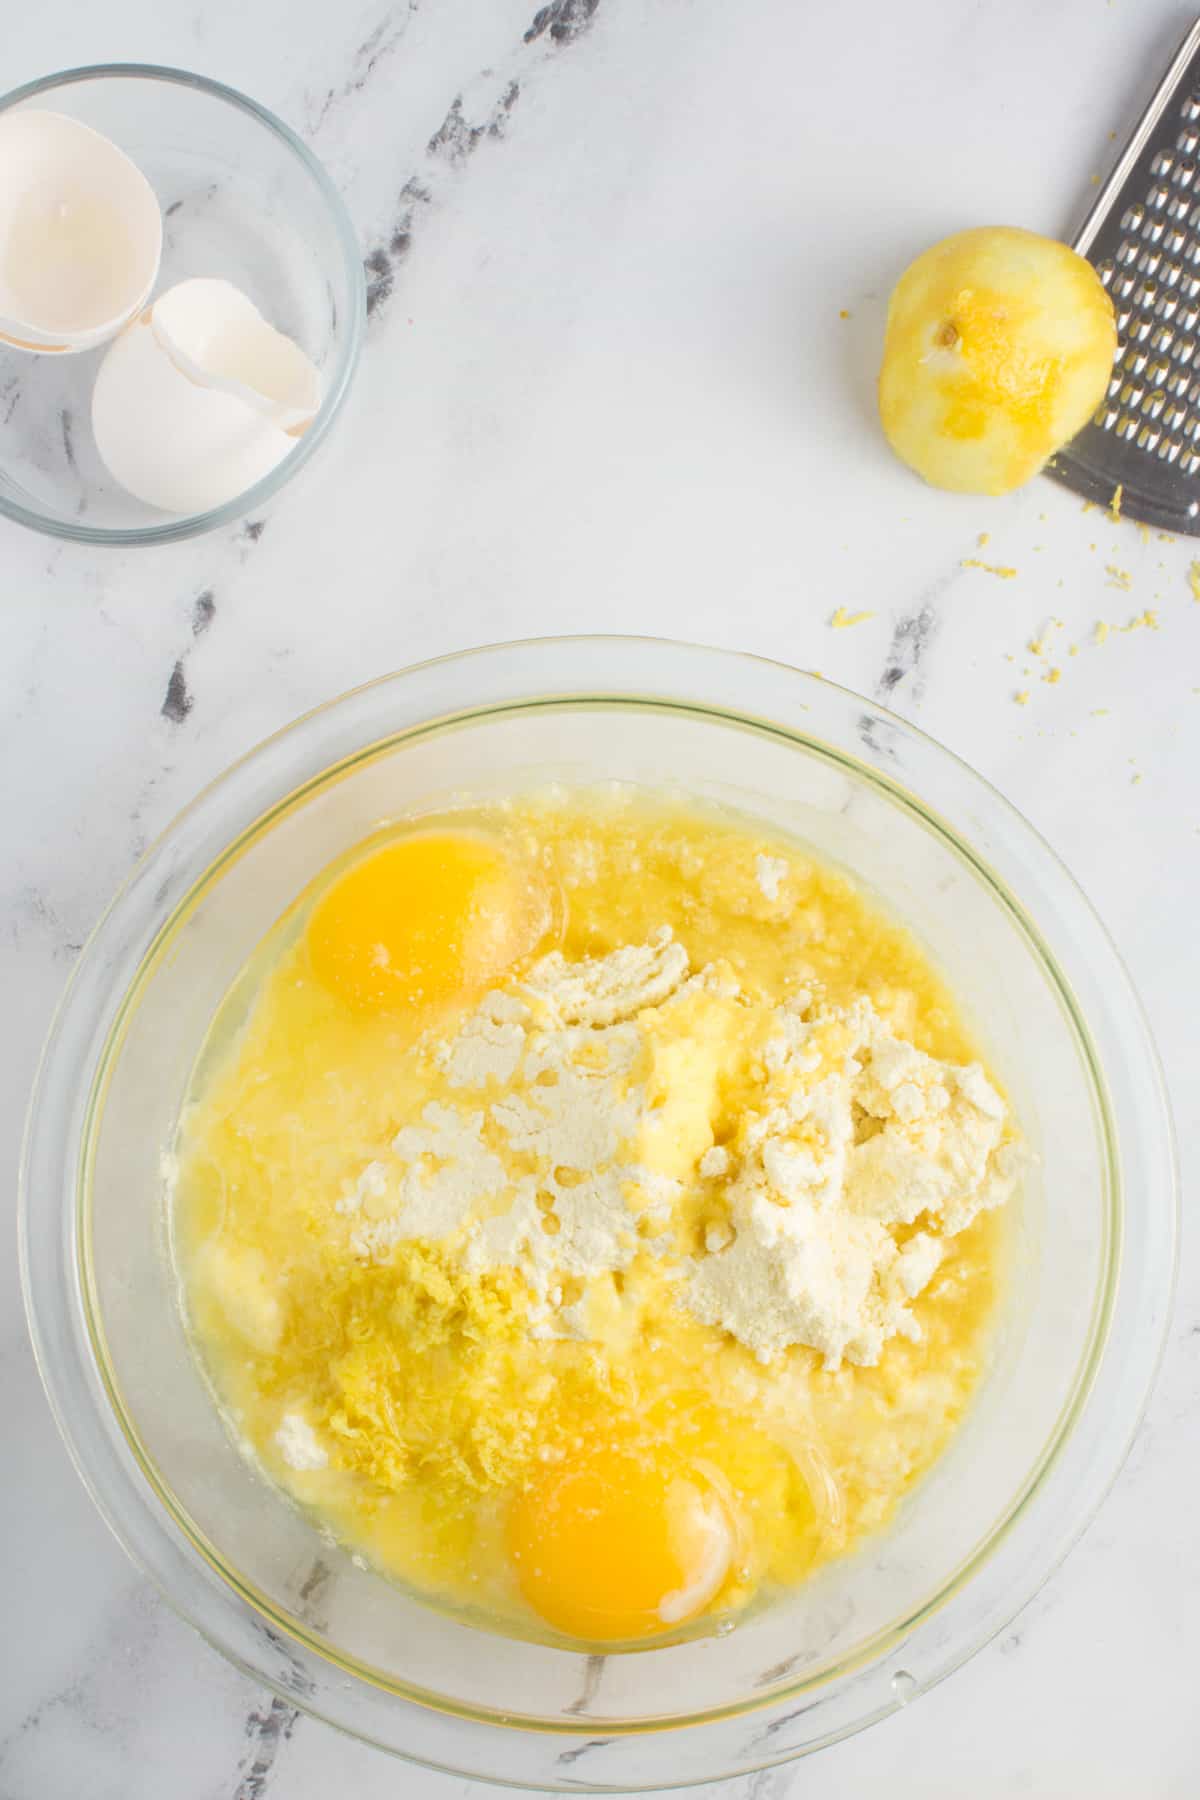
[307,5,421,135]
[191,589,217,637]
[161,658,194,724]
[564,1652,606,1715]
[361,0,602,321]
[525,0,601,46]
[231,1696,300,1800]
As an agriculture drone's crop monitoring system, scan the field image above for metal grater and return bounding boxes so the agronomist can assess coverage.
[1048,15,1200,530]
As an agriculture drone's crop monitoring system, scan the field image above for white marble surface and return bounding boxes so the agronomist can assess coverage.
[2,1,1197,1794]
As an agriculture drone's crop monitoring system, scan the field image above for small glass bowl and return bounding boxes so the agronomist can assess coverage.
[20,640,1177,1789]
[0,65,364,545]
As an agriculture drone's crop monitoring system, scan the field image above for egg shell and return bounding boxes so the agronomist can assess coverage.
[92,306,298,515]
[152,278,320,434]
[0,109,161,354]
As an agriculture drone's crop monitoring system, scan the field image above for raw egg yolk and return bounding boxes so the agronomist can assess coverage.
[307,831,545,1013]
[508,1445,734,1642]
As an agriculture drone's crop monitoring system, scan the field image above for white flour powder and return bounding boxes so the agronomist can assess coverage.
[336,931,1021,1368]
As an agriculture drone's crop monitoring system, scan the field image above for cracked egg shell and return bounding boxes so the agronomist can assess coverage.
[0,109,161,354]
[91,279,321,515]
[150,278,321,433]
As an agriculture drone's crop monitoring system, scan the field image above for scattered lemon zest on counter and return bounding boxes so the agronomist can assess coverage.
[1044,667,1062,685]
[1158,531,1175,542]
[1132,773,1143,786]
[1109,484,1123,524]
[1119,609,1158,632]
[1082,502,1095,514]
[1094,621,1111,645]
[1138,523,1151,544]
[977,531,990,547]
[829,606,874,628]
[1091,708,1109,716]
[839,308,851,319]
[961,558,1017,578]
[1189,561,1200,602]
[1014,690,1030,706]
[1028,635,1047,656]
[1105,565,1132,590]
[1069,644,1079,656]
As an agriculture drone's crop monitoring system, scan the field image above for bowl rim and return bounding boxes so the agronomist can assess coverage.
[0,62,365,547]
[19,636,1179,1788]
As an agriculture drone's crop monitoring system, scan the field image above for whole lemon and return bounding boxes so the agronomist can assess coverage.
[878,226,1117,495]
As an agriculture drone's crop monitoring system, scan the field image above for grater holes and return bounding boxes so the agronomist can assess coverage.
[1097,257,1115,286]
[1152,148,1175,176]
[1124,346,1149,375]
[1158,436,1183,462]
[1137,422,1161,451]
[1163,259,1185,287]
[1180,126,1200,153]
[1164,399,1188,430]
[1095,402,1119,430]
[1181,445,1200,472]
[1120,203,1144,231]
[1150,323,1175,351]
[1134,316,1155,341]
[1116,237,1139,264]
[1168,367,1193,395]
[1119,381,1145,408]
[1157,291,1180,321]
[1116,411,1139,439]
[1180,301,1200,329]
[1116,309,1132,334]
[1116,271,1137,298]
[1173,333,1197,363]
[1147,357,1171,386]
[1141,388,1167,418]
[1185,95,1200,120]
[1165,225,1187,253]
[1171,156,1197,186]
[1189,378,1200,406]
[1149,181,1171,209]
[1134,279,1160,307]
[1137,247,1162,275]
[1162,200,1186,226]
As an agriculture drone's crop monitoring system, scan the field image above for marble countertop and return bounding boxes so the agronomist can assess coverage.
[3,2,1196,1794]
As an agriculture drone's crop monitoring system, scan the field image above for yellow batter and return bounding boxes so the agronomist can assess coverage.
[172,790,1014,1646]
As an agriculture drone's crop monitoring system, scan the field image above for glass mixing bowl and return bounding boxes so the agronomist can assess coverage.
[0,65,364,545]
[20,639,1176,1790]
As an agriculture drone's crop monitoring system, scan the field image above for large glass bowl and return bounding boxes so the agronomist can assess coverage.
[0,65,364,546]
[20,638,1177,1790]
